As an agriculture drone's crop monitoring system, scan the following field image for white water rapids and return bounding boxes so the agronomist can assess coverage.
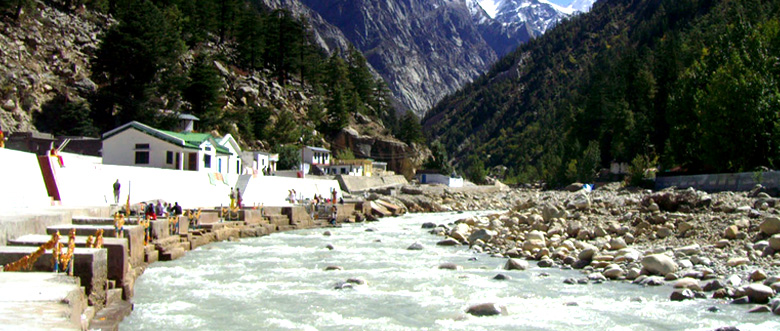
[122,211,779,330]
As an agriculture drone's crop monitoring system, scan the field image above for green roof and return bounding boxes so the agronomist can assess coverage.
[158,130,231,154]
[102,121,231,155]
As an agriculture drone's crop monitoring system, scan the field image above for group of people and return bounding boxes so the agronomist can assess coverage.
[143,200,183,220]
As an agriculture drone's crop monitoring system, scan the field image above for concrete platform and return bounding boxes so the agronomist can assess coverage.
[46,224,144,268]
[0,272,88,330]
[0,246,107,308]
[9,234,129,287]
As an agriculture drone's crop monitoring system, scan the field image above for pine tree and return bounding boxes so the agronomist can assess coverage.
[91,0,185,129]
[399,111,424,145]
[183,54,224,128]
[236,7,264,69]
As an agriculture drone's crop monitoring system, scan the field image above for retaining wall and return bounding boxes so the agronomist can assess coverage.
[0,148,52,209]
[655,171,780,192]
[240,175,342,207]
[337,174,408,193]
[51,152,232,208]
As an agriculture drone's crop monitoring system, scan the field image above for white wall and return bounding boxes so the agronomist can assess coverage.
[0,148,51,209]
[419,174,464,187]
[240,175,342,207]
[54,152,232,208]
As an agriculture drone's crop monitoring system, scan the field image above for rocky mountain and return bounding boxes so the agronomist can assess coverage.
[262,0,592,116]
[0,7,110,133]
[491,0,575,35]
[425,0,780,184]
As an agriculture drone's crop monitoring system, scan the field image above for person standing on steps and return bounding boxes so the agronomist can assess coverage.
[113,180,121,204]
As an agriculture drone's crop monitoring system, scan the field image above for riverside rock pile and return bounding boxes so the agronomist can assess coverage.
[376,183,780,315]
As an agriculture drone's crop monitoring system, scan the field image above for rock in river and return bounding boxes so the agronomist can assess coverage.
[504,258,529,271]
[466,303,504,316]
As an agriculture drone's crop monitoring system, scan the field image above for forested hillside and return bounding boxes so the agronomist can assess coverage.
[424,0,780,185]
[1,0,418,166]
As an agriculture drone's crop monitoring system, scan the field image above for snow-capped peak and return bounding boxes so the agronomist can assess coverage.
[567,0,597,13]
[476,0,503,18]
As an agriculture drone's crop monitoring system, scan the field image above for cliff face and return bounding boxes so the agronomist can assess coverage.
[300,0,498,116]
[257,0,352,56]
[332,127,430,177]
[0,7,110,133]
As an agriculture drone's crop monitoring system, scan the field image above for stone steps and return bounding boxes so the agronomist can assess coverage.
[0,246,107,309]
[8,234,128,289]
[46,224,144,268]
[0,272,88,330]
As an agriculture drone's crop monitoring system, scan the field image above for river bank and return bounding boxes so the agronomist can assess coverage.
[370,182,780,316]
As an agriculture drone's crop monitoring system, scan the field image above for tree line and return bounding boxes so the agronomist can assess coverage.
[425,0,780,186]
[3,0,412,159]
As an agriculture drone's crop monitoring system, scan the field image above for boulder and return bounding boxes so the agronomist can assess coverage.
[578,246,599,261]
[325,265,343,271]
[570,193,591,210]
[537,258,554,268]
[760,216,780,235]
[493,274,511,280]
[565,183,584,192]
[604,266,624,279]
[466,303,504,316]
[468,229,496,246]
[438,263,462,270]
[745,284,776,304]
[769,234,780,250]
[726,257,749,267]
[609,238,627,250]
[724,225,739,239]
[670,289,695,301]
[346,278,367,285]
[421,222,437,229]
[751,270,768,282]
[407,242,424,250]
[504,258,529,271]
[673,278,702,291]
[436,238,460,246]
[674,244,701,256]
[641,254,678,276]
[703,279,726,292]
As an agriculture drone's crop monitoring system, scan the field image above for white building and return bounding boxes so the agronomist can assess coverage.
[300,146,331,174]
[242,151,279,175]
[416,171,464,187]
[102,121,242,183]
[326,159,373,177]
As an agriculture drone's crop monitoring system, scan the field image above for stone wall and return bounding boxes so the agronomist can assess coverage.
[337,174,408,193]
[655,171,780,192]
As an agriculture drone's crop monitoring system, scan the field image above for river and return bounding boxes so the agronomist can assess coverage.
[121,211,779,330]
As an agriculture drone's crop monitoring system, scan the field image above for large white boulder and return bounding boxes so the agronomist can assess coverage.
[641,254,678,276]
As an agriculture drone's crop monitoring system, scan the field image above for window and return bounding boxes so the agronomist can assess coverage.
[205,146,212,151]
[218,158,222,172]
[135,143,150,149]
[135,151,149,164]
[166,151,173,164]
[236,160,240,174]
[204,154,211,168]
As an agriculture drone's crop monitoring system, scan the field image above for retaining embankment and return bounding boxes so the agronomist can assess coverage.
[46,152,232,207]
[655,171,780,193]
[239,175,343,206]
[337,174,408,193]
[0,148,52,209]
